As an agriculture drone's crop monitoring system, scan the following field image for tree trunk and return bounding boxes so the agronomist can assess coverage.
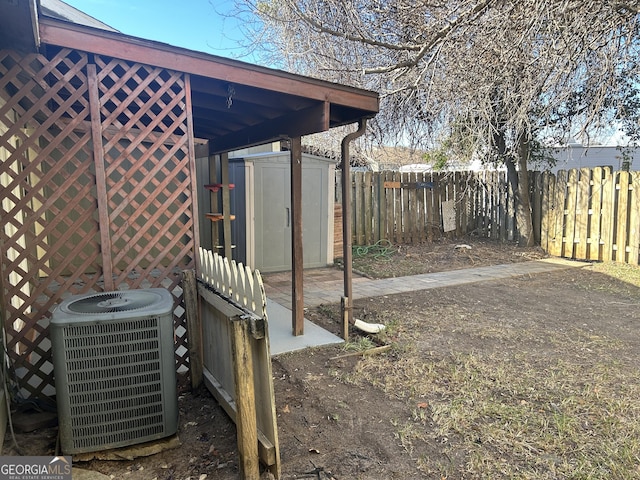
[513,134,534,247]
[494,126,535,247]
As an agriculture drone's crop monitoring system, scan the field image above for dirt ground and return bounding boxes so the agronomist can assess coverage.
[5,238,640,479]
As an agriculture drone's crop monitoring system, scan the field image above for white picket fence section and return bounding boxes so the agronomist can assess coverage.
[197,247,267,319]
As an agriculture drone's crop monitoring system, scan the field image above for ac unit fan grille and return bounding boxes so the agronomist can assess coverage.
[68,384,163,406]
[66,291,161,314]
[67,372,162,395]
[65,351,160,378]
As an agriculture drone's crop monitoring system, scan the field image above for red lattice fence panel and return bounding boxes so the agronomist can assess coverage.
[0,47,199,400]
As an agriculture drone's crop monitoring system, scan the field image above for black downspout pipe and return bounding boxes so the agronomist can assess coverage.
[340,119,367,340]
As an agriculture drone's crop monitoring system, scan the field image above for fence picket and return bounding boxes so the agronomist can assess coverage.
[575,168,591,259]
[364,171,374,244]
[428,173,441,240]
[198,247,267,319]
[454,172,462,237]
[393,171,403,243]
[588,167,605,261]
[354,172,364,245]
[372,171,381,242]
[601,168,615,262]
[616,171,631,263]
[409,172,418,242]
[540,171,553,251]
[564,169,579,257]
[498,172,506,240]
[531,172,543,244]
[630,172,640,265]
[385,171,394,242]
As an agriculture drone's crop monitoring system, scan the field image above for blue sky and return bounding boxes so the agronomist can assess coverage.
[62,0,254,60]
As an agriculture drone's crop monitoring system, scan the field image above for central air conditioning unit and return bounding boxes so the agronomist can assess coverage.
[50,288,178,454]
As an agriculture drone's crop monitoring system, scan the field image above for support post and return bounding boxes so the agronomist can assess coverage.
[221,152,233,260]
[290,137,304,336]
[341,296,349,341]
[209,154,220,249]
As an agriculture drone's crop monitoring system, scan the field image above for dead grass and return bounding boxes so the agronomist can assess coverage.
[346,238,547,279]
[589,261,640,288]
[326,263,640,479]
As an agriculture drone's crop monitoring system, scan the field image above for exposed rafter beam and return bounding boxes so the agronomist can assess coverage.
[209,101,330,154]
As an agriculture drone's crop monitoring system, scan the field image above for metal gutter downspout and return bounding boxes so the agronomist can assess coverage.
[339,119,376,340]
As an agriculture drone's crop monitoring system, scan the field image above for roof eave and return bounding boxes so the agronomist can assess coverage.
[38,17,379,114]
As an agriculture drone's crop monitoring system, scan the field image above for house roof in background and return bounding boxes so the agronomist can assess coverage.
[40,0,118,32]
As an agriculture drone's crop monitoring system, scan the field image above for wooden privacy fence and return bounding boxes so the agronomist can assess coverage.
[539,168,640,265]
[187,247,280,480]
[338,170,521,245]
[339,168,639,265]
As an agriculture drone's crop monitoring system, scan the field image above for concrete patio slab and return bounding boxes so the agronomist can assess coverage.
[266,299,343,356]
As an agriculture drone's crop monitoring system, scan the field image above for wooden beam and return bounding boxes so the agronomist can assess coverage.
[185,73,202,269]
[182,270,202,389]
[87,63,114,291]
[290,137,304,336]
[231,317,260,479]
[208,101,330,155]
[202,369,277,467]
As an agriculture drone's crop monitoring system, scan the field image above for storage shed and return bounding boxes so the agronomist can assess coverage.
[199,151,337,272]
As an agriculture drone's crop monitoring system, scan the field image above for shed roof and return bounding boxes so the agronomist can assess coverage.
[0,0,379,154]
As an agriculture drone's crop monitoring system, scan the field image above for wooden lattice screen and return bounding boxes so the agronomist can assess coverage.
[0,47,199,400]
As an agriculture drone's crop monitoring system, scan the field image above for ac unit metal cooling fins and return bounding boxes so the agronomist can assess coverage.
[50,288,178,454]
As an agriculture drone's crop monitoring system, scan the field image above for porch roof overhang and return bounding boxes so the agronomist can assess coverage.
[35,17,379,154]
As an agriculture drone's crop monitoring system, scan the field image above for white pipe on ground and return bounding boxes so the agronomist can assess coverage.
[354,319,386,334]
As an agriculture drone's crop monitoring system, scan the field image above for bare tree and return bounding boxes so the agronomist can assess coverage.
[231,0,640,245]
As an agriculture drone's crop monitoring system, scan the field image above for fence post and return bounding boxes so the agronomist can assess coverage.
[183,269,202,390]
[231,316,260,480]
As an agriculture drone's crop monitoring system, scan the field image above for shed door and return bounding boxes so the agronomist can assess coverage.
[253,157,330,273]
[255,163,291,271]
